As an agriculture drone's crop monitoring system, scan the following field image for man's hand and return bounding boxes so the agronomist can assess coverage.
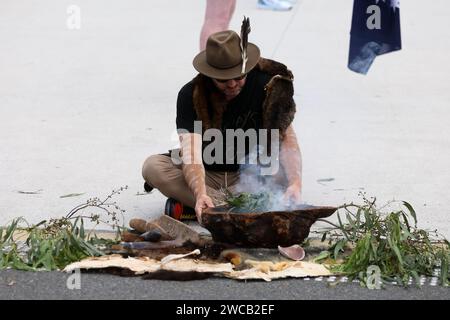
[283,183,302,207]
[195,194,215,225]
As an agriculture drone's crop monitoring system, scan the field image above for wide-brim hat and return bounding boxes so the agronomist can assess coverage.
[193,30,260,80]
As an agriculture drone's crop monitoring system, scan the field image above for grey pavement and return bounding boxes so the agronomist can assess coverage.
[0,269,448,300]
[1,0,450,300]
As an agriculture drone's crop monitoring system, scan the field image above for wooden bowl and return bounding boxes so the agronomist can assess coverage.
[201,205,337,248]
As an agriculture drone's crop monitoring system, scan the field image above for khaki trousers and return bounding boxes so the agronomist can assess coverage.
[142,154,241,208]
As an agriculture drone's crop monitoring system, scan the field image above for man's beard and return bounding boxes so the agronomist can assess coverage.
[224,87,241,99]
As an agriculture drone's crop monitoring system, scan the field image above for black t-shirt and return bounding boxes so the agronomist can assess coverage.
[176,68,272,172]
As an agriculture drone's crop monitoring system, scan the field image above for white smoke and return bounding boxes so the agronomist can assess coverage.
[231,146,303,212]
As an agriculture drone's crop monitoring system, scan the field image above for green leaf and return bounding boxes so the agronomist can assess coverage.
[398,220,413,242]
[387,234,404,268]
[346,213,355,228]
[402,201,417,227]
[337,213,350,240]
[334,240,346,260]
[345,213,358,240]
[312,251,330,263]
[369,238,378,260]
[410,270,421,287]
[79,219,85,240]
[439,251,449,286]
[80,240,103,256]
[3,218,21,243]
[363,209,372,229]
[400,212,411,233]
[355,208,362,229]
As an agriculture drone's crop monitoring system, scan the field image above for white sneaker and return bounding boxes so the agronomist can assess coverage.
[257,0,293,11]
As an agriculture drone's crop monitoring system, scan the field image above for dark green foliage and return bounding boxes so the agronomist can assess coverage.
[224,191,273,213]
[0,187,127,271]
[318,196,449,287]
[0,217,110,270]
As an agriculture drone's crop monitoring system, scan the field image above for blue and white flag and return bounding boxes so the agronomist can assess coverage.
[348,0,401,74]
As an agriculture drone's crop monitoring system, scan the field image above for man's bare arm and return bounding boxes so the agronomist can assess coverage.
[279,125,303,202]
[179,133,206,197]
[179,133,214,221]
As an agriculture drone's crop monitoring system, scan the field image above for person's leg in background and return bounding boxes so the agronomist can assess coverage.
[199,0,236,51]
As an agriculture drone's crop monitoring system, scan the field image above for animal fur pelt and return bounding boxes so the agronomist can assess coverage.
[192,58,296,138]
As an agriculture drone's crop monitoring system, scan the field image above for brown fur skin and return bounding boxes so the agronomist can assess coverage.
[192,57,296,138]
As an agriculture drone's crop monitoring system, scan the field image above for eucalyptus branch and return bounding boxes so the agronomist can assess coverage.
[316,218,342,230]
[316,194,449,288]
[1,186,129,271]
